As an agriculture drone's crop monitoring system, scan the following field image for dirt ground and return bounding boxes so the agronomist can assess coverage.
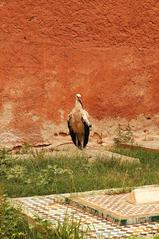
[1,112,159,152]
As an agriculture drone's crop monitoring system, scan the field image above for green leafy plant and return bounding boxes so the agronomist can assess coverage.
[0,148,13,177]
[6,165,27,182]
[31,149,45,160]
[34,216,88,239]
[20,143,32,154]
[0,194,30,239]
[114,123,134,145]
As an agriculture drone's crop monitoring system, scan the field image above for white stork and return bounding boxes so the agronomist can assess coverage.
[68,94,92,149]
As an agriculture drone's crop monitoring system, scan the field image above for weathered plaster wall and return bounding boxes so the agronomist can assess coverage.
[0,0,159,145]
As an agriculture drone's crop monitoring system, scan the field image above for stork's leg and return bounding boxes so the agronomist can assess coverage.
[75,135,81,149]
[77,134,83,150]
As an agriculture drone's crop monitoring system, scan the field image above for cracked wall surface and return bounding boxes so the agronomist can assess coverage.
[0,0,159,146]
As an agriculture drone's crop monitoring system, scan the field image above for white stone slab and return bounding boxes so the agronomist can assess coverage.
[128,186,159,204]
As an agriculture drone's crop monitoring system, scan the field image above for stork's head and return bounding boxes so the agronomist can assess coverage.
[76,93,81,99]
[75,93,83,107]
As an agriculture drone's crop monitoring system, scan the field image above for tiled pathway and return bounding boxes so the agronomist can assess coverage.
[70,193,159,224]
[12,194,159,238]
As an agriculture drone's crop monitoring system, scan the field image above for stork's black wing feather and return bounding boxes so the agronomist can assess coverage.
[83,121,90,148]
[67,120,77,146]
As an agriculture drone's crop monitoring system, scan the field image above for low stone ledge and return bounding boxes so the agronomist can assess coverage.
[10,148,140,164]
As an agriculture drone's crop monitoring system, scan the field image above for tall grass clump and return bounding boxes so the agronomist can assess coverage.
[0,193,32,239]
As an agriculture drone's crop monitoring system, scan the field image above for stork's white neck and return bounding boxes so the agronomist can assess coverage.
[75,98,83,109]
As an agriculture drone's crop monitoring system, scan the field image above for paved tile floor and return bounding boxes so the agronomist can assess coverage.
[70,193,159,224]
[12,195,159,238]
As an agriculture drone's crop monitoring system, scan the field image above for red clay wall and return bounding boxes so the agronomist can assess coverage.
[0,0,159,145]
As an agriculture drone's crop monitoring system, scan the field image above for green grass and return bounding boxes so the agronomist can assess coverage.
[113,146,159,185]
[0,147,159,198]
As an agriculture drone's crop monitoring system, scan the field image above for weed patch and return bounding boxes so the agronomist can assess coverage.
[1,147,159,198]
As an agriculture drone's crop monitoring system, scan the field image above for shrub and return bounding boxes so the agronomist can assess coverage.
[114,123,134,145]
[0,194,31,239]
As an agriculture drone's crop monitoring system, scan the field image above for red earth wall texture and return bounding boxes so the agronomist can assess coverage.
[0,0,159,145]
